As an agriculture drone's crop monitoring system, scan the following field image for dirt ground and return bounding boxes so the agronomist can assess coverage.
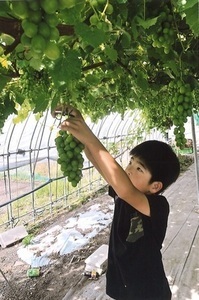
[0,193,112,300]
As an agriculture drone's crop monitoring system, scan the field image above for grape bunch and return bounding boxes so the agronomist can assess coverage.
[10,0,65,61]
[168,79,194,148]
[151,5,175,54]
[55,130,84,187]
[21,68,50,99]
[89,0,113,31]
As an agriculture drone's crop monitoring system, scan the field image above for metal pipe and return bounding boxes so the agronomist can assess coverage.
[191,114,199,204]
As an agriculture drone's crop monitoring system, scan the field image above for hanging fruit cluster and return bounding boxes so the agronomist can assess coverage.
[20,67,50,98]
[9,0,67,61]
[150,5,176,54]
[55,130,85,187]
[89,0,114,31]
[168,79,194,148]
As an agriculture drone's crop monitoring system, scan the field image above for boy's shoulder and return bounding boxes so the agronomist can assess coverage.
[147,193,169,208]
[146,194,170,225]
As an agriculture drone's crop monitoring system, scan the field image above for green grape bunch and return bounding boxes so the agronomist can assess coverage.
[10,0,62,61]
[168,79,194,149]
[150,5,176,54]
[21,68,50,99]
[55,130,85,187]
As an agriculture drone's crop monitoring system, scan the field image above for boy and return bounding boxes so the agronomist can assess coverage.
[57,105,180,300]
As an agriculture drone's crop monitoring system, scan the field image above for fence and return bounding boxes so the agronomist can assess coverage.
[0,110,166,232]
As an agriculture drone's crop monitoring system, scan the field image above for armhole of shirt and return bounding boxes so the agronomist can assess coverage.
[108,186,116,198]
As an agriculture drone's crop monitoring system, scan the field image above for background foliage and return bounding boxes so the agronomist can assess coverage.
[0,0,198,147]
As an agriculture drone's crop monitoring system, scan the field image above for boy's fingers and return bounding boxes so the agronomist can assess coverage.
[51,106,63,118]
[68,108,82,118]
[51,105,82,119]
[51,105,68,118]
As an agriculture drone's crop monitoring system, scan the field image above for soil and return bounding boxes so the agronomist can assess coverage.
[0,193,112,300]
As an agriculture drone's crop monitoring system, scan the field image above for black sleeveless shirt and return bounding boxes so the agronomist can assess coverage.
[106,186,172,300]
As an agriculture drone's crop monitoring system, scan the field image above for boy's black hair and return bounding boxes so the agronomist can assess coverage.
[130,140,180,193]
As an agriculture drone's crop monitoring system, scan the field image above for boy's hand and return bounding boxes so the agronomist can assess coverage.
[51,104,76,119]
[56,106,94,146]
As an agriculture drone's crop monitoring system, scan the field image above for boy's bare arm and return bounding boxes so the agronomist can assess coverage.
[60,107,150,216]
[84,147,108,180]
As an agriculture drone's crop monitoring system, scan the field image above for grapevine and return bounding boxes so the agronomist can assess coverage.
[55,130,84,187]
[0,0,198,140]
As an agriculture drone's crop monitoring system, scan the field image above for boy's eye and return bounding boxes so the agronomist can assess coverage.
[130,157,134,163]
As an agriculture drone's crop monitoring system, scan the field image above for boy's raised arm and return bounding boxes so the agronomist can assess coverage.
[59,106,150,216]
[84,146,109,181]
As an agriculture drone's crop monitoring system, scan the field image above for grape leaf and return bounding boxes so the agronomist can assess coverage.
[104,46,118,62]
[183,4,199,36]
[14,92,25,105]
[64,50,82,81]
[4,93,17,115]
[59,2,84,25]
[49,50,82,87]
[75,23,107,48]
[135,16,158,29]
[164,64,178,78]
[33,93,49,113]
[131,21,139,39]
[183,0,198,10]
[135,70,149,91]
[0,74,11,90]
[85,74,101,85]
[0,2,12,18]
[51,93,60,112]
[121,31,132,48]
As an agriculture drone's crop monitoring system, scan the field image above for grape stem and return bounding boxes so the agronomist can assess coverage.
[143,0,146,21]
[102,1,109,17]
[170,2,185,52]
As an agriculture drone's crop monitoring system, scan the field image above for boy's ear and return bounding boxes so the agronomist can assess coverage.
[149,181,163,194]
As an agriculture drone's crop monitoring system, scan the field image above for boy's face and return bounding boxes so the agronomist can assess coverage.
[125,156,153,194]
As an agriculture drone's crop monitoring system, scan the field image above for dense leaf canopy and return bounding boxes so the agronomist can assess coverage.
[0,0,198,147]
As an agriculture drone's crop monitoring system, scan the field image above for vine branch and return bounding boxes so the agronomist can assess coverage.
[82,62,105,71]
